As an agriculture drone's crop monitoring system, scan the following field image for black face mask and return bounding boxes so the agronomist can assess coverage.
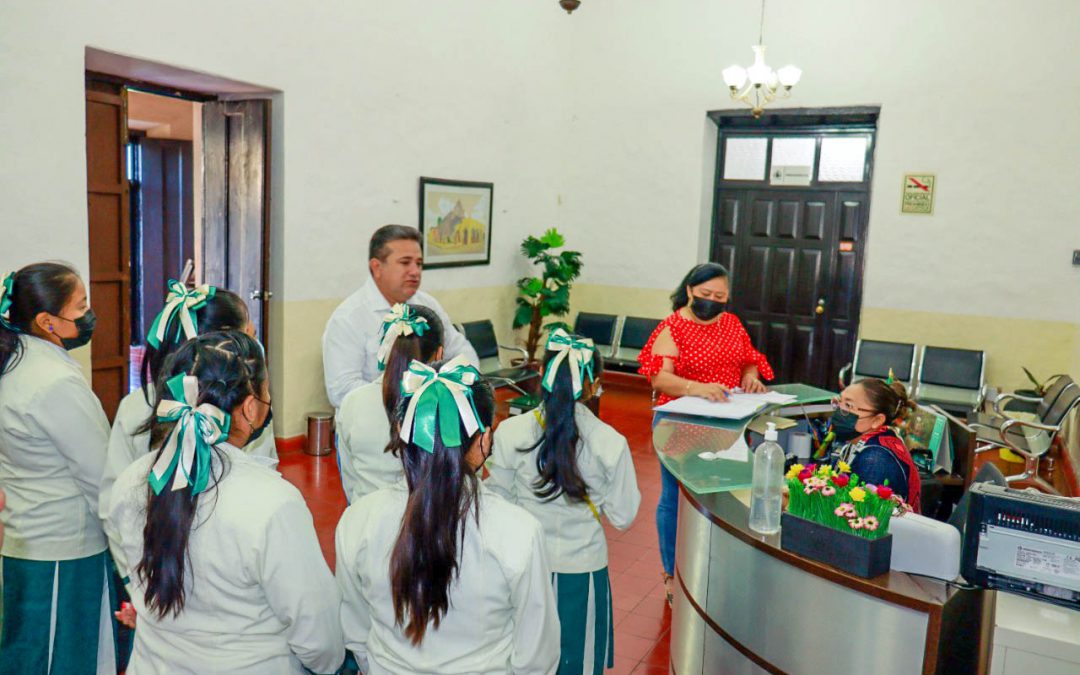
[246,400,273,447]
[56,309,96,351]
[689,296,726,321]
[830,408,863,443]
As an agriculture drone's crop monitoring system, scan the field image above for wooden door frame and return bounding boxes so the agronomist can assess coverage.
[706,106,881,386]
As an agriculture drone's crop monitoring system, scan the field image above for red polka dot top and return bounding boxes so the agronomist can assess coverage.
[638,310,775,405]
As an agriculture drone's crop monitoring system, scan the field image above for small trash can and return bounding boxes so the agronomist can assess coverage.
[305,412,335,456]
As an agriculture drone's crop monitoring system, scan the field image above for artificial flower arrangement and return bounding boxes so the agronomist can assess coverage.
[784,461,906,541]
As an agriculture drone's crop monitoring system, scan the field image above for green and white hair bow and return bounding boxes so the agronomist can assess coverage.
[542,328,596,400]
[147,280,217,349]
[149,373,231,496]
[399,354,485,453]
[377,303,429,370]
[0,271,15,331]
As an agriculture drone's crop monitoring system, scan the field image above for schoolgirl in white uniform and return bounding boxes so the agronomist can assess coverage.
[336,303,443,503]
[99,282,276,580]
[0,263,115,674]
[335,356,561,674]
[106,331,344,674]
[488,329,641,675]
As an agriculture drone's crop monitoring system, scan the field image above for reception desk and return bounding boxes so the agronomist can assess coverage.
[670,488,987,674]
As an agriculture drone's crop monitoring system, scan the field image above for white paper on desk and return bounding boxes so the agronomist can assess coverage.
[737,391,798,405]
[653,395,767,420]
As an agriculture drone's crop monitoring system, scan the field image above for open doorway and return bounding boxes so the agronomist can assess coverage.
[126,89,202,392]
[84,53,274,420]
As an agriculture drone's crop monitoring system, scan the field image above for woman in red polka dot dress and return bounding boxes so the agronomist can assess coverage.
[638,263,774,603]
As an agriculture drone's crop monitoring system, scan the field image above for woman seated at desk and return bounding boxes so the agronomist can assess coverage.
[638,262,774,604]
[830,378,923,512]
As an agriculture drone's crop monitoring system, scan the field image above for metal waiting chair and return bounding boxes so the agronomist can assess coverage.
[572,312,619,358]
[914,346,987,416]
[968,375,1079,494]
[837,339,918,390]
[459,320,538,395]
[607,316,661,373]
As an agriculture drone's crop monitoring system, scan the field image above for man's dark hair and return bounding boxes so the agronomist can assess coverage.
[370,225,422,261]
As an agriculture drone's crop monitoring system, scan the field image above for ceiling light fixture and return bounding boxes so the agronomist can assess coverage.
[722,0,802,117]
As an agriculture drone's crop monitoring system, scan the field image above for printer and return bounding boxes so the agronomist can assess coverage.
[962,483,1080,610]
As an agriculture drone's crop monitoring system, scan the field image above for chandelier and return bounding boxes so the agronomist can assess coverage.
[721,0,802,118]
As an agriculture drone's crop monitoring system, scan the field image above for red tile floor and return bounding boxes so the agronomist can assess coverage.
[278,375,671,674]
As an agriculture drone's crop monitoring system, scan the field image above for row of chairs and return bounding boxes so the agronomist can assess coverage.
[839,339,987,416]
[454,313,662,395]
[842,339,1080,495]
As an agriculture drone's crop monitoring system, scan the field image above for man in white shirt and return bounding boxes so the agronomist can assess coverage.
[322,224,479,408]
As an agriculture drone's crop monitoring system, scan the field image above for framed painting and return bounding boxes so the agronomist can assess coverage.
[418,177,493,269]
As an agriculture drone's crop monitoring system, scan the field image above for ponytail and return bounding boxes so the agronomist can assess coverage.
[136,330,267,619]
[380,305,444,420]
[523,338,603,503]
[388,361,494,646]
[140,288,250,405]
[0,263,79,375]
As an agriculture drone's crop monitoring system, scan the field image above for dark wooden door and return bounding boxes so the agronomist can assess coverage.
[85,78,131,421]
[202,100,270,345]
[131,138,195,341]
[709,114,876,389]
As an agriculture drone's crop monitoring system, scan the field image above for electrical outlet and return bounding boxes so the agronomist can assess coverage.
[1074,250,1080,266]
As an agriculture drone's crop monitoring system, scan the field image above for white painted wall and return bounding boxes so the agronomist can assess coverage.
[561,0,1080,325]
[0,0,572,300]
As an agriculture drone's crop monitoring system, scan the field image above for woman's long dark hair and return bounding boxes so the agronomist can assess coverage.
[522,342,603,503]
[140,289,249,405]
[381,305,444,419]
[135,330,267,620]
[670,262,729,311]
[0,262,79,375]
[388,365,494,646]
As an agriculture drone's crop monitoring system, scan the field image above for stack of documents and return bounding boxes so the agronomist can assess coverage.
[653,390,795,419]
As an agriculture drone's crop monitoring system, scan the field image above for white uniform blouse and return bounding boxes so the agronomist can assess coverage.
[321,279,479,409]
[99,384,279,575]
[487,404,641,574]
[335,481,560,674]
[107,443,344,674]
[0,335,110,560]
[335,377,402,503]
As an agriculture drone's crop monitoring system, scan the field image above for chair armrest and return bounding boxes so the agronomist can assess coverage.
[998,418,1060,460]
[838,363,852,390]
[497,344,529,362]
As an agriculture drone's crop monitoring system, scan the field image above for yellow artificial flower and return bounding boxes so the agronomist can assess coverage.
[785,463,805,481]
[849,487,866,503]
[837,460,852,474]
[816,464,832,477]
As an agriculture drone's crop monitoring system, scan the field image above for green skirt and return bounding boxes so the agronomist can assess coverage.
[0,551,116,675]
[552,567,614,675]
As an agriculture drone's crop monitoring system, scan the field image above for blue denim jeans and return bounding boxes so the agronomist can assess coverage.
[656,459,680,576]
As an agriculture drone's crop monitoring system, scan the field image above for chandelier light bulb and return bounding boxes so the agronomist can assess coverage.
[777,64,802,87]
[723,65,748,89]
[746,45,771,86]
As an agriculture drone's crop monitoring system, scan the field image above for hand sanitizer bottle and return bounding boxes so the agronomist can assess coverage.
[749,422,785,535]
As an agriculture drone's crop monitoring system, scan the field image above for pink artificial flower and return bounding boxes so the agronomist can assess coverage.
[863,516,879,531]
[848,518,864,530]
[835,503,856,518]
[804,485,818,494]
[821,486,836,497]
[834,505,849,517]
[864,484,877,493]
[799,468,813,481]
